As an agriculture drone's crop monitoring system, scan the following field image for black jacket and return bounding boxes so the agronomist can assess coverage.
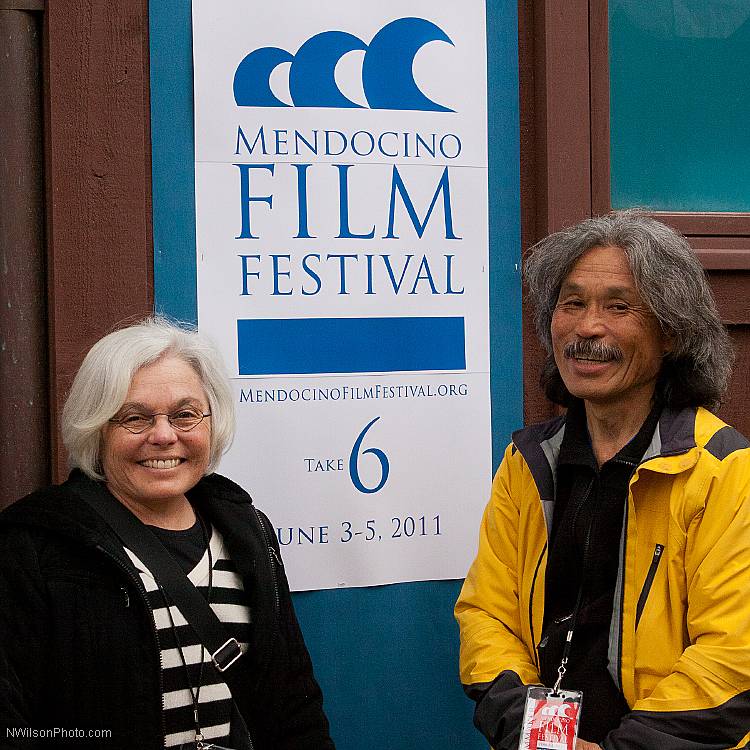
[0,470,335,749]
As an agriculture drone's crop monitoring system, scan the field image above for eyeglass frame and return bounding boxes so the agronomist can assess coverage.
[107,410,212,434]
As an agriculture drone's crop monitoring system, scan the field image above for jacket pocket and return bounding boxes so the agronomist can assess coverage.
[635,544,664,629]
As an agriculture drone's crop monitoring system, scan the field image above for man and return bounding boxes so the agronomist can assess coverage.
[456,210,750,749]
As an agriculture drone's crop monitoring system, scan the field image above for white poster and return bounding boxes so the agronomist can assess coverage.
[192,0,491,590]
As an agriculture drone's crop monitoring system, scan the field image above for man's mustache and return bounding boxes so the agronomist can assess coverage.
[563,339,623,362]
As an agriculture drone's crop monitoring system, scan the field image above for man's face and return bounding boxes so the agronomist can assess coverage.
[551,245,671,412]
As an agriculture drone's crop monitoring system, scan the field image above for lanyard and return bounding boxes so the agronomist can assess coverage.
[551,476,595,696]
[551,581,585,695]
[158,512,213,749]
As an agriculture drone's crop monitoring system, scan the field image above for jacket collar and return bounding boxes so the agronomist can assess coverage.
[1,470,255,558]
[512,415,566,504]
[512,404,700,499]
[644,405,697,459]
[1,470,120,546]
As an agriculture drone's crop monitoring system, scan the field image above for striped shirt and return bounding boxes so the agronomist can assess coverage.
[125,526,251,748]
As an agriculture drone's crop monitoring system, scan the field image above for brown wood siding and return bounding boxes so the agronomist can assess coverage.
[0,9,49,505]
[44,0,154,482]
[711,272,750,435]
[519,0,593,425]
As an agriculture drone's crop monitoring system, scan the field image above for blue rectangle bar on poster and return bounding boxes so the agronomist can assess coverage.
[237,316,466,375]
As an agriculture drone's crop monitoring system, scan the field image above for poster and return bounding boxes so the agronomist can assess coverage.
[192,0,491,590]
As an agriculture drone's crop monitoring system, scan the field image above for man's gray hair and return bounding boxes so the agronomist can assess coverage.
[62,316,236,479]
[524,209,733,409]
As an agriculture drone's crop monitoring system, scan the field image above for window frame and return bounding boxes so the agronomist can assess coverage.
[590,1,750,271]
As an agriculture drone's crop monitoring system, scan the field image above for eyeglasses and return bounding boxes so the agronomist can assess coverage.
[108,408,211,434]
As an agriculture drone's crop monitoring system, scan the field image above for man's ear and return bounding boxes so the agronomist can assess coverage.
[661,331,675,356]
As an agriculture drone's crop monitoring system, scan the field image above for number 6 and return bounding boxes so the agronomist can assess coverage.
[349,417,390,494]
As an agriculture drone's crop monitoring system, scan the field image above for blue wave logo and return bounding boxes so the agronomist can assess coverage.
[233,17,455,112]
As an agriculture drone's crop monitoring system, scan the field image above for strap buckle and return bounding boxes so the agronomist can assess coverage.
[211,638,243,672]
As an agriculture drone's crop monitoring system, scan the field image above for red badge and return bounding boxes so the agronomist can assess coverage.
[519,687,582,750]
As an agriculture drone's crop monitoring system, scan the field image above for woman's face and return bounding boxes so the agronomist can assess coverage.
[101,355,212,511]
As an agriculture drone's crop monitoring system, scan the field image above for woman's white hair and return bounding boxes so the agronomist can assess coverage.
[62,316,235,480]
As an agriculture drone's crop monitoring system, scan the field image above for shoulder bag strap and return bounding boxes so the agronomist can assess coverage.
[80,486,254,749]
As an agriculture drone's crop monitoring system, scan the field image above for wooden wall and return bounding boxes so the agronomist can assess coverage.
[0,0,153,506]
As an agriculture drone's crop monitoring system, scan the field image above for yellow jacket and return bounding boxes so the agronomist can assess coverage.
[456,406,750,749]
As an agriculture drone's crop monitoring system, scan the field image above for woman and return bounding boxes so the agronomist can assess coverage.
[0,317,335,750]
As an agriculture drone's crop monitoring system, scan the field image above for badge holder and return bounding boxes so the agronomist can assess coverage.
[518,684,582,750]
[519,592,584,749]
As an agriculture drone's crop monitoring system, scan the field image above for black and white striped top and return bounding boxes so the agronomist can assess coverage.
[125,526,252,748]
